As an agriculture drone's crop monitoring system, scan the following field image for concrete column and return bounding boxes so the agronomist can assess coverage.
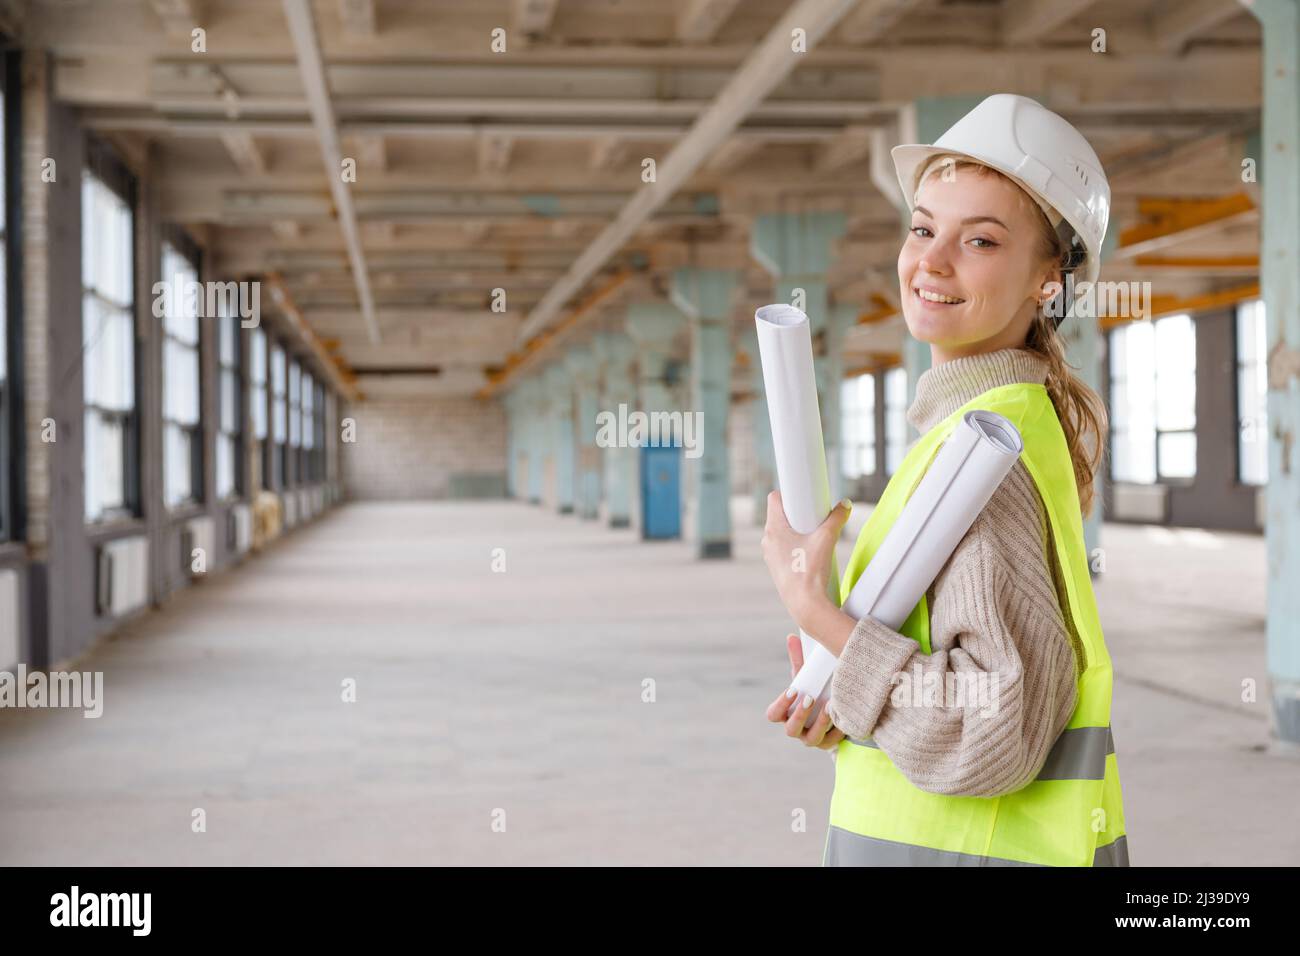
[503,388,520,499]
[566,346,601,519]
[1247,0,1300,745]
[593,332,636,528]
[626,303,684,416]
[822,302,858,502]
[543,364,575,514]
[626,302,687,536]
[520,377,544,504]
[750,211,847,521]
[671,268,737,559]
[736,327,775,526]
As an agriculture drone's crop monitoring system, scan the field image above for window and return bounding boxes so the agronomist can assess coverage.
[270,342,286,488]
[161,239,201,508]
[884,367,908,475]
[288,358,301,486]
[301,370,314,482]
[840,372,876,479]
[249,327,267,488]
[82,155,137,522]
[216,305,243,499]
[1109,314,1196,484]
[1236,298,1268,486]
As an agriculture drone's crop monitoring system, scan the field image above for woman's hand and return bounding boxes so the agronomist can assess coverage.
[761,490,852,634]
[764,633,845,750]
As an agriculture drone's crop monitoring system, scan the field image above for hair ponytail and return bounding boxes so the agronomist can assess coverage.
[1023,311,1108,519]
[1022,207,1109,520]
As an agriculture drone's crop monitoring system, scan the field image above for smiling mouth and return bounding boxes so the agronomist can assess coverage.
[914,287,966,305]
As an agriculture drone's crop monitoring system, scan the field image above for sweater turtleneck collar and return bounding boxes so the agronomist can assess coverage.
[906,347,1050,434]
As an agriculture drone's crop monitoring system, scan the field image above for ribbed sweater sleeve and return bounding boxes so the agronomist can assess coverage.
[825,459,1083,799]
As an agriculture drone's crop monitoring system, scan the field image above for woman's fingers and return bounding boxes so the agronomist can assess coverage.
[801,700,836,747]
[765,490,791,532]
[786,633,803,678]
[766,688,796,723]
[784,692,815,738]
[818,727,846,751]
[817,498,853,539]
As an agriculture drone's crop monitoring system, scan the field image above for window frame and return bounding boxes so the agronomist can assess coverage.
[287,356,301,487]
[270,338,287,489]
[160,227,204,510]
[216,294,245,500]
[883,366,908,476]
[248,325,268,490]
[840,371,876,481]
[82,137,140,525]
[1235,298,1268,487]
[1108,314,1197,486]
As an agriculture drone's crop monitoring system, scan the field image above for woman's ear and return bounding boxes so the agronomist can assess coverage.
[1036,260,1065,307]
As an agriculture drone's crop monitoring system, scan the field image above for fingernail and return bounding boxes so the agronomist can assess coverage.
[839,498,852,510]
[785,687,797,700]
[802,694,814,710]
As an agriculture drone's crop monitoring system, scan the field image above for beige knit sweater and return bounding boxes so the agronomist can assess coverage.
[825,347,1086,798]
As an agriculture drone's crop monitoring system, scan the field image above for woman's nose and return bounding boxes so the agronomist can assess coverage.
[919,255,950,275]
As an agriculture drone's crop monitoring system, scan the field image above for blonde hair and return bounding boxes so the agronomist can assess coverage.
[918,158,1109,518]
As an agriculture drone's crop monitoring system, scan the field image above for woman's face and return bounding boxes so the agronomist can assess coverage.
[897,165,1059,363]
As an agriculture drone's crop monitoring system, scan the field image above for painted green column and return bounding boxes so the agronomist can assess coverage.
[1248,0,1300,746]
[566,345,601,519]
[519,377,543,504]
[593,331,636,528]
[503,387,521,499]
[821,302,858,503]
[750,211,847,523]
[626,301,687,537]
[736,327,775,526]
[627,303,684,417]
[671,268,738,559]
[543,364,575,514]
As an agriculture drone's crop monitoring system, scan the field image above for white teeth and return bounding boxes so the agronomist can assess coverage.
[916,288,964,304]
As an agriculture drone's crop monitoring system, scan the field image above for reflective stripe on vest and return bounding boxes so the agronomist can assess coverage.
[824,828,1131,867]
[826,382,1128,867]
[846,725,1115,781]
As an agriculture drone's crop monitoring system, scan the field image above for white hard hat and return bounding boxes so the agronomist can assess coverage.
[890,93,1111,307]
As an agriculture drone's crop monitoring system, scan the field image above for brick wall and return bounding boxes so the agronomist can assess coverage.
[340,397,508,499]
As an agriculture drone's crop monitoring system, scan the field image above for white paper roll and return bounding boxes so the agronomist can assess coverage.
[787,409,1024,725]
[755,304,1025,729]
[838,410,1024,629]
[754,304,841,715]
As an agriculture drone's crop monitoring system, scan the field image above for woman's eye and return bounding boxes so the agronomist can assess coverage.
[909,226,931,238]
[971,237,998,249]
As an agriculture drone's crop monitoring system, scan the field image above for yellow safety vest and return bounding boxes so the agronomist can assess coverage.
[825,382,1129,866]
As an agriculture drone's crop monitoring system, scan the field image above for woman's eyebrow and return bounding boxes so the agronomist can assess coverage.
[913,205,1009,230]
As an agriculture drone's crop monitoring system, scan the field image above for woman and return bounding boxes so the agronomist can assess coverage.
[760,94,1128,867]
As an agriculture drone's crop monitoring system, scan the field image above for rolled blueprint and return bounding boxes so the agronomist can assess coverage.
[755,304,1025,727]
[790,408,1023,725]
[755,304,840,704]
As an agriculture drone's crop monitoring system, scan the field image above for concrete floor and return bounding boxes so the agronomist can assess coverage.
[2,498,1297,865]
